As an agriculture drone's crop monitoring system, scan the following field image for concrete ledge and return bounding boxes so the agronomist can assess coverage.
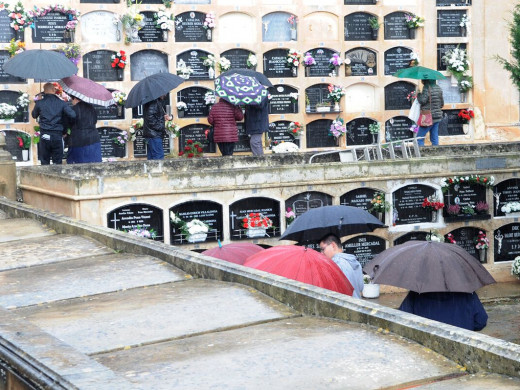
[0,198,519,381]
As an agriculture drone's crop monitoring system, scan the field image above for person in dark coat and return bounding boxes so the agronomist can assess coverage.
[143,95,172,160]
[31,82,76,165]
[244,97,269,156]
[207,98,243,156]
[399,291,488,331]
[65,97,101,164]
[416,79,444,146]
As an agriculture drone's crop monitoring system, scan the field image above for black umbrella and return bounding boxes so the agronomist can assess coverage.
[280,205,385,243]
[363,240,496,293]
[125,72,185,108]
[218,68,273,87]
[2,49,77,80]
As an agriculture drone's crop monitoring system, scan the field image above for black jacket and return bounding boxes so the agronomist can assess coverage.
[67,102,100,148]
[244,98,269,135]
[143,98,166,139]
[417,85,444,123]
[31,94,76,133]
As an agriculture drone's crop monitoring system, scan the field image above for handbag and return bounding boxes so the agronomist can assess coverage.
[418,90,433,127]
[408,99,420,123]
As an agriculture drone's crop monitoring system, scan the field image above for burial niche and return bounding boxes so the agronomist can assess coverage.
[262,12,294,42]
[346,118,377,146]
[170,201,223,244]
[447,227,483,262]
[0,91,28,122]
[130,50,169,81]
[98,127,126,158]
[384,12,410,40]
[306,119,337,148]
[179,124,215,154]
[31,11,71,43]
[268,121,300,149]
[263,49,293,78]
[2,130,31,162]
[107,203,164,241]
[342,235,386,267]
[494,223,520,263]
[285,192,332,218]
[0,9,18,43]
[220,49,255,71]
[177,86,213,118]
[392,184,437,225]
[345,48,377,77]
[268,85,298,114]
[385,116,414,142]
[177,50,214,80]
[229,197,280,241]
[437,10,467,38]
[175,11,208,42]
[344,12,376,42]
[493,178,520,218]
[304,48,338,77]
[218,12,255,43]
[0,51,25,83]
[83,50,120,82]
[340,187,384,222]
[384,47,413,76]
[305,83,333,113]
[393,231,429,246]
[384,81,415,111]
[81,11,121,43]
[437,43,466,71]
[438,110,464,136]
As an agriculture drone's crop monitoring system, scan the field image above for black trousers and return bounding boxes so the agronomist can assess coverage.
[217,142,235,156]
[39,133,64,165]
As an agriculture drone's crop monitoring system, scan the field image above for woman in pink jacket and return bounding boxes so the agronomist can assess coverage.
[208,98,244,156]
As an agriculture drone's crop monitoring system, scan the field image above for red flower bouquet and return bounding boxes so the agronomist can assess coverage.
[111,50,127,69]
[422,195,444,211]
[241,213,273,229]
[179,139,203,158]
[458,109,474,124]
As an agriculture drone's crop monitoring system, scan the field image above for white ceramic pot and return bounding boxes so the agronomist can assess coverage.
[187,233,207,243]
[362,283,380,299]
[247,227,266,238]
[22,149,29,161]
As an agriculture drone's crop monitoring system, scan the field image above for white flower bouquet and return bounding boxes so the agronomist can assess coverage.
[204,91,216,105]
[154,9,175,31]
[176,59,194,79]
[218,56,231,72]
[0,103,17,119]
[272,142,299,153]
[512,256,520,278]
[246,53,257,69]
[17,92,29,108]
[177,101,187,111]
[501,202,520,214]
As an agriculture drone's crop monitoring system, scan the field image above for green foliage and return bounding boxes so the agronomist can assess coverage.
[495,4,520,90]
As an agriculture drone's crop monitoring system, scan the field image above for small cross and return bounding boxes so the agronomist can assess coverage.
[110,214,121,229]
[83,58,93,79]
[229,211,237,230]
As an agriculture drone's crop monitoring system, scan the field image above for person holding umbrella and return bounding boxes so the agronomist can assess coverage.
[65,97,101,164]
[31,82,76,165]
[415,79,444,146]
[208,98,243,156]
[143,95,172,160]
[244,96,269,156]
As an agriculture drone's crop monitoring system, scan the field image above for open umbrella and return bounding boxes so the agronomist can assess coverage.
[218,68,273,87]
[244,245,354,295]
[125,72,185,108]
[393,66,446,80]
[363,240,496,293]
[58,75,115,107]
[280,205,385,243]
[202,242,265,265]
[215,73,268,106]
[2,49,78,80]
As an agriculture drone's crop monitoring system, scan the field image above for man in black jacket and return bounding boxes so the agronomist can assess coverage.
[143,95,172,160]
[31,83,76,165]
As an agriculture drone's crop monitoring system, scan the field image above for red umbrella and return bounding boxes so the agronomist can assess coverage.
[244,245,354,295]
[58,75,115,107]
[202,242,265,265]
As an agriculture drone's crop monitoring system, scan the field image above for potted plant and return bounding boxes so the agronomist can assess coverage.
[16,132,31,161]
[285,207,295,226]
[203,12,216,41]
[246,53,257,70]
[154,9,174,41]
[422,195,444,222]
[242,212,272,238]
[475,231,489,263]
[286,49,301,77]
[0,102,17,123]
[362,274,379,298]
[511,256,520,279]
[475,201,489,215]
[287,14,298,41]
[328,53,343,77]
[303,52,316,77]
[327,84,345,111]
[111,50,126,81]
[126,225,157,240]
[176,101,187,118]
[404,13,425,39]
[461,204,476,216]
[305,93,311,112]
[368,16,380,40]
[179,139,204,158]
[369,191,389,221]
[369,122,381,144]
[446,204,461,216]
[287,121,303,138]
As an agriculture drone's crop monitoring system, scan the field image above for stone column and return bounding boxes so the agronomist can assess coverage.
[0,132,16,200]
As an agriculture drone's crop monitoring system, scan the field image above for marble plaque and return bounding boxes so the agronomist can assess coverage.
[436,0,471,7]
[393,184,436,225]
[306,48,337,77]
[175,11,208,42]
[81,11,120,43]
[494,223,520,262]
[438,110,464,136]
[83,50,119,82]
[344,12,374,41]
[170,201,223,244]
[268,121,301,147]
[268,85,298,114]
[438,10,466,38]
[305,83,333,111]
[262,12,293,42]
[0,10,16,43]
[346,118,376,146]
[98,127,126,158]
[437,43,466,71]
[384,12,409,40]
[340,187,382,220]
[384,47,413,76]
[107,203,163,241]
[448,227,481,261]
[344,84,376,113]
[263,49,293,78]
[345,48,377,77]
[219,13,255,43]
[286,192,332,217]
[438,79,462,104]
[177,86,212,118]
[229,197,281,240]
[493,179,520,217]
[176,50,213,80]
[130,50,169,81]
[385,116,414,142]
[384,81,415,111]
[179,124,215,153]
[138,11,163,43]
[221,48,254,70]
[31,12,69,43]
[306,119,337,148]
[342,235,386,267]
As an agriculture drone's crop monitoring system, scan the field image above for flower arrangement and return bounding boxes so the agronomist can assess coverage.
[287,14,298,29]
[246,53,257,69]
[128,119,142,140]
[286,49,301,68]
[329,53,343,68]
[512,256,520,279]
[16,132,31,149]
[120,6,145,43]
[242,213,273,229]
[289,92,299,103]
[165,120,180,138]
[203,12,216,30]
[170,212,210,239]
[16,92,29,109]
[458,109,474,123]
[202,54,217,70]
[475,231,489,250]
[410,124,419,134]
[8,1,29,31]
[369,122,381,134]
[460,205,475,216]
[501,202,520,214]
[272,141,299,153]
[327,84,345,102]
[329,117,346,138]
[113,130,129,146]
[154,9,174,31]
[0,102,17,120]
[285,207,295,224]
[458,77,473,93]
[409,52,420,67]
[32,126,40,144]
[369,191,390,213]
[204,91,216,106]
[218,56,231,72]
[406,91,417,102]
[126,225,157,239]
[287,121,303,138]
[441,175,495,192]
[446,233,457,244]
[446,204,461,215]
[111,50,127,69]
[404,13,425,29]
[475,201,489,214]
[112,90,127,106]
[368,16,380,30]
[426,230,444,242]
[442,47,471,92]
[303,52,316,67]
[177,101,187,111]
[5,39,24,57]
[58,43,81,65]
[179,139,203,158]
[176,59,194,79]
[422,195,444,211]
[27,5,80,31]
[460,14,470,28]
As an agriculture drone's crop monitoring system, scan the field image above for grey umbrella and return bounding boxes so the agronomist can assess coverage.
[363,240,496,293]
[218,68,273,87]
[125,72,185,108]
[2,49,77,80]
[280,205,385,243]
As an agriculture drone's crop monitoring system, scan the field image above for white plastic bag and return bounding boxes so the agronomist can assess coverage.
[408,99,420,123]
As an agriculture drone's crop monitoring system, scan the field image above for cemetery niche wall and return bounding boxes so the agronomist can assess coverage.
[268,121,300,148]
[229,197,280,241]
[177,86,213,118]
[494,223,520,263]
[306,119,337,148]
[342,234,386,267]
[175,11,209,42]
[83,50,120,82]
[98,127,126,158]
[107,203,164,241]
[385,116,414,142]
[346,118,377,146]
[169,201,223,245]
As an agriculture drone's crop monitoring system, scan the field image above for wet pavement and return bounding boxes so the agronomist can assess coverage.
[0,216,519,389]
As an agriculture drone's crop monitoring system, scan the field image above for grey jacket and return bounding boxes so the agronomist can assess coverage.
[331,253,364,298]
[417,84,444,123]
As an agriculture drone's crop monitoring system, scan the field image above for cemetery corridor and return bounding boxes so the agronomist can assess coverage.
[0,205,519,389]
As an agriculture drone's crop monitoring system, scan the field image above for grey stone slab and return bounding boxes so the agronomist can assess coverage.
[415,372,520,389]
[0,234,113,271]
[480,299,520,344]
[0,253,189,308]
[0,218,55,242]
[95,317,462,390]
[14,280,297,355]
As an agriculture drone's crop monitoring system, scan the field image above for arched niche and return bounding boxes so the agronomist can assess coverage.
[262,11,294,42]
[344,83,377,113]
[346,117,378,146]
[220,48,256,71]
[384,46,413,76]
[0,91,28,122]
[219,12,255,43]
[306,119,336,148]
[340,187,384,222]
[392,184,437,226]
[303,12,339,41]
[268,84,299,114]
[81,10,121,43]
[342,234,387,267]
[130,50,169,81]
[345,48,378,77]
[447,227,486,262]
[384,81,415,111]
[385,116,414,142]
[267,120,300,149]
[229,197,281,240]
[393,231,429,246]
[493,178,520,217]
[176,49,214,80]
[107,203,164,241]
[83,50,118,81]
[176,86,214,118]
[344,12,377,41]
[494,223,520,262]
[285,191,333,218]
[169,200,223,245]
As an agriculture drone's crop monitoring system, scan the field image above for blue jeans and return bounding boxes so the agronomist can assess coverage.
[146,137,164,160]
[417,122,440,146]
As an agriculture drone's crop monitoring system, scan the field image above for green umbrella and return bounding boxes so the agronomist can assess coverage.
[393,66,446,80]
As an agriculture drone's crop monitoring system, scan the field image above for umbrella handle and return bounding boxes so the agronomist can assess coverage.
[218,239,222,248]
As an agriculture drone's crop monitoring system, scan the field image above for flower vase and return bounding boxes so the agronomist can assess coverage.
[306,105,311,113]
[371,28,379,40]
[305,67,311,77]
[408,28,416,40]
[461,26,466,37]
[479,248,486,263]
[208,67,215,79]
[451,74,458,86]
[116,67,124,81]
[334,102,340,112]
[117,105,123,117]
[291,67,297,77]
[431,210,437,223]
[290,28,297,41]
[162,30,169,42]
[362,283,380,298]
[377,212,383,221]
[206,29,212,41]
[63,30,75,43]
[178,110,185,118]
[187,232,207,243]
[460,93,467,103]
[21,149,29,161]
[247,227,267,238]
[462,124,469,134]
[345,66,352,76]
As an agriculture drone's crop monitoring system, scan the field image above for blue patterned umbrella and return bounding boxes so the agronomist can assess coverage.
[215,73,268,105]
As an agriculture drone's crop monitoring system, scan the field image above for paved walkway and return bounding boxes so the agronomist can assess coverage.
[0,216,519,389]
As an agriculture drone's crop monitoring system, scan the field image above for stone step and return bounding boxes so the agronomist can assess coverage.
[0,217,55,243]
[0,253,190,309]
